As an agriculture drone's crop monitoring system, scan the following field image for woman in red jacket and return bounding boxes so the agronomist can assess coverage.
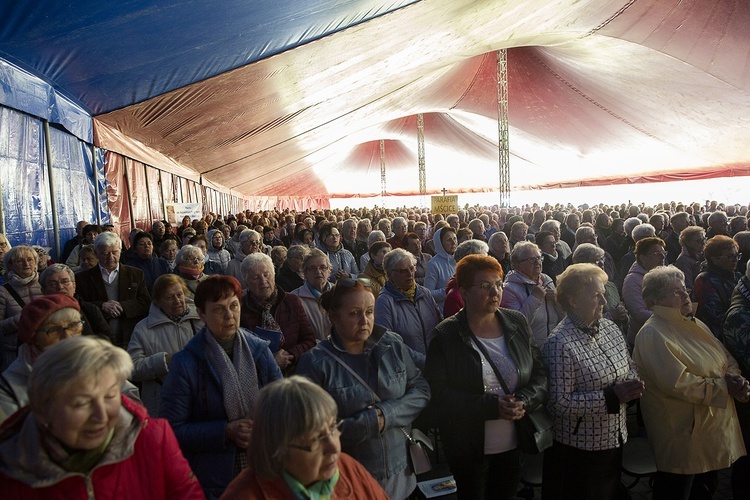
[0,336,204,499]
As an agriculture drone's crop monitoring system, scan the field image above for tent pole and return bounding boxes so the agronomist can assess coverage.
[497,49,511,208]
[91,143,102,225]
[158,169,167,221]
[122,159,136,232]
[43,121,62,259]
[143,164,153,227]
[417,113,426,208]
[380,140,387,207]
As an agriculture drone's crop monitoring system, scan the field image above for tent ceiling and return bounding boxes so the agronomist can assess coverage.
[3,0,750,199]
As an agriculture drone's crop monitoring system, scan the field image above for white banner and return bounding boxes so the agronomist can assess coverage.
[165,203,203,225]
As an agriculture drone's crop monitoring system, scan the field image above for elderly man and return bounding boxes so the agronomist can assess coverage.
[275,244,309,292]
[75,232,150,347]
[60,220,88,264]
[540,219,572,261]
[707,211,729,239]
[666,212,690,263]
[226,229,263,284]
[488,230,512,277]
[341,218,358,255]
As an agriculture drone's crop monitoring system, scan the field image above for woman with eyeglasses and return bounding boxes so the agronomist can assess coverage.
[174,244,210,299]
[500,241,562,349]
[0,245,43,371]
[693,235,742,339]
[0,295,84,424]
[375,248,442,364]
[160,275,282,499]
[424,255,548,500]
[221,376,387,499]
[296,278,430,499]
[290,249,333,342]
[542,263,643,500]
[622,236,667,350]
[634,266,748,500]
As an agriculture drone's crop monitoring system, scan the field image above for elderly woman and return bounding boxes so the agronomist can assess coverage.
[444,239,490,317]
[376,248,442,362]
[358,241,390,297]
[500,241,561,348]
[425,255,548,499]
[160,275,282,499]
[240,253,316,374]
[541,264,644,500]
[39,264,113,342]
[127,274,203,416]
[291,249,333,342]
[0,245,43,371]
[424,226,458,314]
[207,229,231,273]
[674,226,706,292]
[160,239,179,271]
[65,223,100,271]
[693,234,742,338]
[126,232,172,292]
[297,279,430,499]
[318,222,358,282]
[0,234,11,281]
[488,230,512,277]
[276,244,308,293]
[0,294,84,423]
[31,246,51,274]
[404,231,431,286]
[77,244,98,273]
[188,235,223,275]
[221,376,388,499]
[622,236,666,349]
[634,266,748,499]
[359,230,386,272]
[0,336,203,498]
[572,243,628,330]
[174,244,210,299]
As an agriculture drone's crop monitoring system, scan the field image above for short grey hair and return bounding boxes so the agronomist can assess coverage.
[454,239,489,262]
[383,248,416,278]
[392,217,406,228]
[631,223,656,243]
[302,248,331,272]
[239,228,260,243]
[286,244,309,261]
[94,231,122,252]
[540,220,560,233]
[39,263,75,292]
[555,263,608,312]
[29,336,132,413]
[241,252,273,278]
[574,226,596,245]
[367,230,386,246]
[510,241,539,264]
[572,243,604,264]
[3,245,38,272]
[249,376,338,479]
[623,217,642,236]
[176,244,203,264]
[642,266,685,308]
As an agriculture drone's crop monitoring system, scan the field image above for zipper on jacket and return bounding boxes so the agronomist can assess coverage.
[85,475,95,500]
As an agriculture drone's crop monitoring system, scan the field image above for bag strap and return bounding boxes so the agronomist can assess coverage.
[470,334,512,396]
[3,283,25,308]
[320,343,381,402]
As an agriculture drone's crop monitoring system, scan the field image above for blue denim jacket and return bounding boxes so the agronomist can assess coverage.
[297,325,430,482]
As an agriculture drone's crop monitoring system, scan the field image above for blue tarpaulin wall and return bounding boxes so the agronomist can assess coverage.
[0,104,247,259]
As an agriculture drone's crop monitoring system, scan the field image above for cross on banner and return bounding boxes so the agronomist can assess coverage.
[441,188,447,196]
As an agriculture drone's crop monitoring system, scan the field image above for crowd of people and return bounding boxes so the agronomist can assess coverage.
[0,198,749,499]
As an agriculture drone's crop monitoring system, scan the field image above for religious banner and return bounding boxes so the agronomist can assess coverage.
[431,195,458,215]
[165,203,203,225]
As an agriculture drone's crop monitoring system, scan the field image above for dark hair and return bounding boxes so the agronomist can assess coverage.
[319,279,374,313]
[133,231,153,246]
[82,224,101,238]
[194,275,242,312]
[318,222,337,241]
[368,240,391,258]
[535,231,555,246]
[455,254,504,289]
[634,236,665,258]
[402,232,420,248]
[189,234,209,247]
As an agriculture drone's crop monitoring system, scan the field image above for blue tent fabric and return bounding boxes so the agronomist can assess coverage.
[0,0,420,116]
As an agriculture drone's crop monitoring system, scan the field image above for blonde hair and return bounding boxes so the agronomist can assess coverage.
[555,263,608,312]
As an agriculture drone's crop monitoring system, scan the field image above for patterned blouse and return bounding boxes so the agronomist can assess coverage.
[541,315,637,451]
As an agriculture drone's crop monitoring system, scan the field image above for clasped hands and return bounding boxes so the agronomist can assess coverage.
[226,419,253,449]
[726,374,750,403]
[498,394,525,420]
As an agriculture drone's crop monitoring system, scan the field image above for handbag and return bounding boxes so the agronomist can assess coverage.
[320,344,433,473]
[470,334,553,455]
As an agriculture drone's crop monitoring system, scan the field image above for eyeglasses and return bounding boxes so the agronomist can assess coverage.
[519,256,542,264]
[335,277,372,288]
[646,251,667,258]
[392,265,416,275]
[671,287,690,297]
[0,242,8,248]
[289,420,344,453]
[720,252,741,261]
[38,320,85,339]
[306,265,331,273]
[595,258,606,268]
[472,281,503,292]
[246,240,260,247]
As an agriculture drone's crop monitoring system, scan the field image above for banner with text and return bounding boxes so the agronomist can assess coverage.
[431,195,458,214]
[165,203,203,225]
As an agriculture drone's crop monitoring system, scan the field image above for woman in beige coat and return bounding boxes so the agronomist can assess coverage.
[633,266,749,500]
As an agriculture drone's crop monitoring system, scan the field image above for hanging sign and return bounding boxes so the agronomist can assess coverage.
[165,203,203,225]
[431,195,458,214]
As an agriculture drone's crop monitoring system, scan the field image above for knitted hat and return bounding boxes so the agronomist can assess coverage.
[18,294,81,344]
